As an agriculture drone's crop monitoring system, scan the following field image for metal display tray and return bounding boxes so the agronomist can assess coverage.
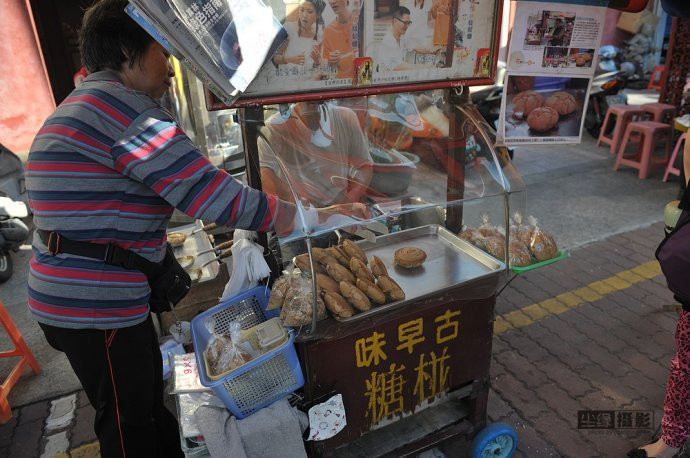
[333,225,506,322]
[168,220,220,284]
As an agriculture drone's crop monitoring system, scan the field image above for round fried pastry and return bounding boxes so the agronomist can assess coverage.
[513,90,544,116]
[326,262,356,283]
[370,255,388,278]
[342,240,367,264]
[544,91,577,115]
[350,257,375,282]
[394,247,427,269]
[339,281,371,311]
[376,275,405,302]
[526,106,559,132]
[322,290,354,318]
[356,278,386,305]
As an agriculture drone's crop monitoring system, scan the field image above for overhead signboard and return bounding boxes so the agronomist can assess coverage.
[218,0,502,108]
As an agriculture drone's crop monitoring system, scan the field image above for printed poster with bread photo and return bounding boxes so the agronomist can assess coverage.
[501,74,590,144]
[506,0,606,77]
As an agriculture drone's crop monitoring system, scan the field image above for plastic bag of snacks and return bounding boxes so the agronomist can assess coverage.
[508,240,532,267]
[203,320,254,377]
[459,225,486,250]
[527,216,558,262]
[477,213,503,238]
[510,212,535,246]
[279,277,327,326]
[267,272,300,310]
[483,236,506,260]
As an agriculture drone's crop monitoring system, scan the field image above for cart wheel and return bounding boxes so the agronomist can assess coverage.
[470,423,517,458]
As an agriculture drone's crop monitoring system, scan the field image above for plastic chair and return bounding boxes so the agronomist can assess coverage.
[0,301,41,424]
[614,121,673,179]
[663,133,686,182]
[646,66,665,91]
[597,105,644,154]
[641,103,676,124]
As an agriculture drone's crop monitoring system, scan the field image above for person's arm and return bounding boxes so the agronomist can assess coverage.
[112,108,292,233]
[342,109,374,203]
[261,167,295,203]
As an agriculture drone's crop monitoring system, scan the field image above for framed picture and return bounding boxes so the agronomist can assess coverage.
[207,0,502,109]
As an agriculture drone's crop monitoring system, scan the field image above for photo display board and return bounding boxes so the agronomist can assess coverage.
[230,0,501,106]
[500,0,608,144]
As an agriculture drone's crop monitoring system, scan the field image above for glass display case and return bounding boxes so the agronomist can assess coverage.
[163,58,246,174]
[245,88,527,335]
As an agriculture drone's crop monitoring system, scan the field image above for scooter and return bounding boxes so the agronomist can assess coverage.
[0,143,30,283]
[583,69,630,139]
[0,196,29,283]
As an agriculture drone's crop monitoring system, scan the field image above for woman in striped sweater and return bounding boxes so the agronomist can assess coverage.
[25,0,363,456]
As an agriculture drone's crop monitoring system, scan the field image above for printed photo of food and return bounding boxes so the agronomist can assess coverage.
[504,75,590,140]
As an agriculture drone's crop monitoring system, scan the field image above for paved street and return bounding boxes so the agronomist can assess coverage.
[0,134,684,456]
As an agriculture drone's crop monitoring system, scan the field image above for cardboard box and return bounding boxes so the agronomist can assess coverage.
[617,10,659,34]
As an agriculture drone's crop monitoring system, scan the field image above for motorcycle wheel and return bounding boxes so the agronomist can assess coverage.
[584,103,602,139]
[0,252,13,283]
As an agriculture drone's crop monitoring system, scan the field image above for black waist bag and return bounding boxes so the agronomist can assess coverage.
[38,230,191,313]
[148,244,192,313]
[655,186,690,312]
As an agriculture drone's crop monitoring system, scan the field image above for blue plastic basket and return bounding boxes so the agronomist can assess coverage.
[191,286,304,419]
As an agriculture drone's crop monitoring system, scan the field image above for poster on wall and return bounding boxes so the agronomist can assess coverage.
[241,0,501,100]
[501,74,591,143]
[500,0,607,144]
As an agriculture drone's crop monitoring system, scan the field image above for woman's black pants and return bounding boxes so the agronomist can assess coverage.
[39,315,184,458]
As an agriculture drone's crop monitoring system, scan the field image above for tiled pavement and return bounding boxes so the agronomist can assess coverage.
[0,221,681,457]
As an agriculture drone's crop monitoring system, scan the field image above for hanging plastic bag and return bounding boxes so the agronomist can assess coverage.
[220,230,270,302]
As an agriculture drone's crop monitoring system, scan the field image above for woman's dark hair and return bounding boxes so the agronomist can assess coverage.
[298,0,326,41]
[79,0,155,73]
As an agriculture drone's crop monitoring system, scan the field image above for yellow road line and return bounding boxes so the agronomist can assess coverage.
[494,260,662,335]
[53,441,100,458]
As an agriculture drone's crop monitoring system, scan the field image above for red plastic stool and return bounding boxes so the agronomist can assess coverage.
[646,66,665,91]
[597,105,644,154]
[641,103,676,124]
[663,133,686,182]
[614,121,673,179]
[0,301,41,424]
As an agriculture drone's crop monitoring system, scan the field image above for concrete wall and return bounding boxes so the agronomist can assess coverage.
[601,8,634,49]
[0,0,55,156]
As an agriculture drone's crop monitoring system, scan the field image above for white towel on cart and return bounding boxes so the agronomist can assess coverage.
[194,399,308,458]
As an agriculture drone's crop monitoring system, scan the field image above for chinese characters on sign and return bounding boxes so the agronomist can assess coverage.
[577,410,654,430]
[355,308,462,424]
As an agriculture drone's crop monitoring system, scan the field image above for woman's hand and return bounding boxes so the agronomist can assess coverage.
[286,53,306,65]
[318,202,370,221]
[328,50,342,65]
[311,44,321,65]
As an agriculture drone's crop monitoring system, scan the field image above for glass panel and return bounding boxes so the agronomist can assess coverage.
[250,89,521,242]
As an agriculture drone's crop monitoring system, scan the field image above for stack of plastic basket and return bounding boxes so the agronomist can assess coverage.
[191,286,304,419]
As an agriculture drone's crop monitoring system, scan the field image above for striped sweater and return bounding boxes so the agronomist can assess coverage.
[26,71,290,329]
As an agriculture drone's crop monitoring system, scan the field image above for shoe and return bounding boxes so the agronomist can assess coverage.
[627,448,649,458]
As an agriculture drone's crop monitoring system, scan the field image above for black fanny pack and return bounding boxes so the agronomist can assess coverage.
[37,229,190,313]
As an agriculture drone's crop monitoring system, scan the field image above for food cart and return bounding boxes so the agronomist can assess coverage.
[231,89,526,457]
[144,0,548,455]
